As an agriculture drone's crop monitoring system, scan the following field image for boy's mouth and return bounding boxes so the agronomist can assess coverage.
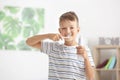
[63,33,72,39]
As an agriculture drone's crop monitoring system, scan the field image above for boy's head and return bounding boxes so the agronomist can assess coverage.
[59,11,79,26]
[58,11,80,42]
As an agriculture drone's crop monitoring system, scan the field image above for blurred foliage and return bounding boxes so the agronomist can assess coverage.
[3,16,22,38]
[4,6,19,14]
[0,32,16,50]
[0,11,5,21]
[0,6,44,50]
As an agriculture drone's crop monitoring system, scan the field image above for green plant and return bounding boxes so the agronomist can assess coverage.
[0,6,44,50]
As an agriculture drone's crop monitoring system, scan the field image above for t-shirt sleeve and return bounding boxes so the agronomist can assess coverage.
[41,41,52,55]
[85,46,95,67]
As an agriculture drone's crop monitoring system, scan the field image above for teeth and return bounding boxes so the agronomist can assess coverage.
[63,33,71,38]
[66,34,71,37]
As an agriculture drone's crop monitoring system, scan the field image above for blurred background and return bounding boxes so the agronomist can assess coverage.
[0,0,120,80]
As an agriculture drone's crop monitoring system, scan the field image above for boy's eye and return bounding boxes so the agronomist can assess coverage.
[70,27,74,29]
[60,27,74,30]
[61,28,67,30]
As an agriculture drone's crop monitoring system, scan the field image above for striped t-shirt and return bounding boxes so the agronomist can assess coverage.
[41,41,94,80]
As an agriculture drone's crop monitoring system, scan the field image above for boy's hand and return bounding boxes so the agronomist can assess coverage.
[48,33,62,41]
[76,46,88,59]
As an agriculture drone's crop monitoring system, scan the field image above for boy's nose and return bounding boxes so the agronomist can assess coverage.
[66,28,71,33]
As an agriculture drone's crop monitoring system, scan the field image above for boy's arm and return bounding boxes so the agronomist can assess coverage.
[84,56,95,80]
[26,33,62,49]
[76,46,95,80]
[26,34,47,49]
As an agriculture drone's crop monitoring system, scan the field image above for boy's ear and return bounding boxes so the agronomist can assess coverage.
[77,26,80,32]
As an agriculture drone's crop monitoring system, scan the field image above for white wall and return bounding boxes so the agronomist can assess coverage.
[0,50,48,80]
[0,0,120,80]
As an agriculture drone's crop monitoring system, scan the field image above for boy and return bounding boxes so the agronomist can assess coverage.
[26,11,95,80]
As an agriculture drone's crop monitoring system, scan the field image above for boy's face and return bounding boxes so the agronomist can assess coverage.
[59,20,80,41]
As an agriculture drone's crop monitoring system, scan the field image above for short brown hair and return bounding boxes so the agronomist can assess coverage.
[59,11,79,25]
